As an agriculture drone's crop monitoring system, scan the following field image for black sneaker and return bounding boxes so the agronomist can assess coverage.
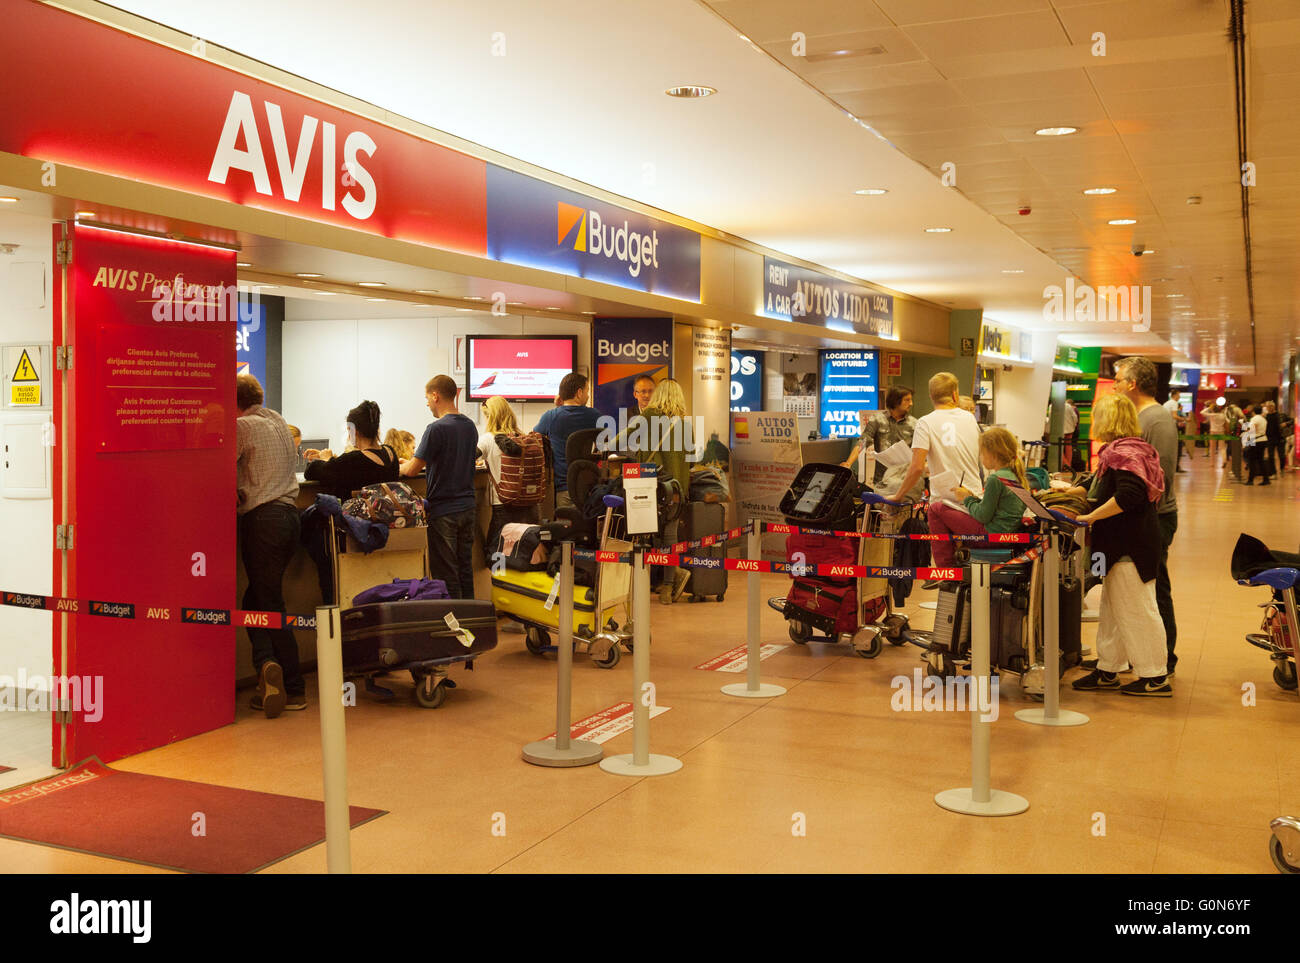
[1120,676,1172,697]
[1072,669,1120,691]
[1080,658,1098,670]
[284,694,308,711]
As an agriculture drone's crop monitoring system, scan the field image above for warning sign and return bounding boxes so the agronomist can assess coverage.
[6,346,44,407]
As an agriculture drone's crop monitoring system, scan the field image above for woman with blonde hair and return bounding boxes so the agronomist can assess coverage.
[383,428,416,461]
[1067,392,1171,697]
[477,396,538,557]
[619,378,692,603]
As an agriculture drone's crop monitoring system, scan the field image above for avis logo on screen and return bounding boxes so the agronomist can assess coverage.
[557,202,660,279]
[208,92,377,220]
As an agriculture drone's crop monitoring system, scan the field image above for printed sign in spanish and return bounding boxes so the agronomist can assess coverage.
[762,257,893,337]
[731,411,802,559]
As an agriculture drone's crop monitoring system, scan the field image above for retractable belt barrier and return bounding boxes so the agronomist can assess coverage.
[0,592,317,628]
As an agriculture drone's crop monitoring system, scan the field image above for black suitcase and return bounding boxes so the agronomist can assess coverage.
[684,500,727,602]
[340,599,498,708]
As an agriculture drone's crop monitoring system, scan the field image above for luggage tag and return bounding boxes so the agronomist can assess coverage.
[544,576,561,611]
[442,612,475,648]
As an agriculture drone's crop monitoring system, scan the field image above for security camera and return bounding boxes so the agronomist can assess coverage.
[1132,244,1147,257]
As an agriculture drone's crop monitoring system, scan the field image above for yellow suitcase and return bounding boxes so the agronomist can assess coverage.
[490,569,599,636]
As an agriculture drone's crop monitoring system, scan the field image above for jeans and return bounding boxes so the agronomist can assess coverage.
[1156,512,1178,670]
[926,502,988,568]
[429,508,477,599]
[652,517,681,590]
[239,501,305,695]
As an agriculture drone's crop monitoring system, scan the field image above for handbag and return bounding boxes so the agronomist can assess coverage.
[342,482,428,528]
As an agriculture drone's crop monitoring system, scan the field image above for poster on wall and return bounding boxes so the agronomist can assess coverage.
[818,350,879,439]
[730,350,763,412]
[731,411,802,559]
[592,317,673,419]
[691,327,731,459]
[782,354,818,419]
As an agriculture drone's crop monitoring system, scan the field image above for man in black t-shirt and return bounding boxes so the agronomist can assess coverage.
[402,374,479,599]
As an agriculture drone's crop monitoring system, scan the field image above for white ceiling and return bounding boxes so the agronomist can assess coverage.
[97,0,1298,370]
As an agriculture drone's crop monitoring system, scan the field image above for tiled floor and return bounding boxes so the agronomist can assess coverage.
[0,710,58,792]
[0,457,1296,873]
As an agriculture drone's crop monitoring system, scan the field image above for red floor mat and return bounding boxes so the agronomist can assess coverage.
[0,759,385,873]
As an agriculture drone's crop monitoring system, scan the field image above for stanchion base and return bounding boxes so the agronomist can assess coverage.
[600,753,683,777]
[1014,707,1090,727]
[721,682,787,699]
[919,601,938,611]
[934,788,1028,816]
[521,738,604,767]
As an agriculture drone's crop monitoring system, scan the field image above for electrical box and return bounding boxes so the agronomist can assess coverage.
[2,413,52,499]
[622,463,659,536]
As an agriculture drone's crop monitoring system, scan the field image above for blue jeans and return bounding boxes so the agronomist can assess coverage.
[239,501,304,695]
[428,508,477,599]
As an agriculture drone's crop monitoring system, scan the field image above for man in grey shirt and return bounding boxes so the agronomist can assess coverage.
[1116,357,1180,676]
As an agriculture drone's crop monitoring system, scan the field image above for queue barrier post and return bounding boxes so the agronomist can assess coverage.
[934,560,1029,817]
[600,545,682,776]
[723,521,787,699]
[1016,533,1089,728]
[315,605,353,873]
[523,540,603,767]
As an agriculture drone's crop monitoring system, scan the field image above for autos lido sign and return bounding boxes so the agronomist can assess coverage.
[761,257,893,337]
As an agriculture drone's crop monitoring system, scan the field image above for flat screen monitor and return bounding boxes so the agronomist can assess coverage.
[465,335,578,403]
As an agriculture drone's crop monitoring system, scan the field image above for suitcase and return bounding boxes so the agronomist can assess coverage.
[490,567,600,636]
[786,531,858,570]
[684,500,727,602]
[339,599,498,708]
[785,577,858,636]
[779,463,858,526]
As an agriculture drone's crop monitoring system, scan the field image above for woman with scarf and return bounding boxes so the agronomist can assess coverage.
[1068,392,1172,697]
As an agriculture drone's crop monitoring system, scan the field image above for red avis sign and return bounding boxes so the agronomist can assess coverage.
[0,2,486,254]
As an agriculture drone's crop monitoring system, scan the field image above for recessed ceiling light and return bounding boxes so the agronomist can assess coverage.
[75,210,96,218]
[506,301,524,306]
[1035,126,1078,136]
[1083,187,1116,195]
[464,296,484,301]
[456,307,474,312]
[366,297,388,302]
[295,272,323,279]
[545,306,560,310]
[315,292,337,296]
[665,85,716,98]
[1001,269,1025,274]
[415,289,439,295]
[1108,218,1137,225]
[0,196,18,203]
[1165,294,1185,298]
[357,281,385,287]
[854,188,888,196]
[581,310,597,315]
[237,261,252,267]
[925,227,952,233]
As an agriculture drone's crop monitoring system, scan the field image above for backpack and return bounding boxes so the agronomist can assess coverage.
[488,432,549,507]
[342,482,428,528]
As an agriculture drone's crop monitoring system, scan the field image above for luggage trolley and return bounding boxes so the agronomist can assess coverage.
[491,502,634,669]
[766,463,912,659]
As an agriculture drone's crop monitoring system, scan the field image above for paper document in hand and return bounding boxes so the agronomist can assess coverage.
[929,469,980,508]
[874,440,913,469]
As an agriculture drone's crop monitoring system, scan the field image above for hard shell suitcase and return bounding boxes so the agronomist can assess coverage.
[684,500,727,602]
[490,567,599,635]
[340,599,498,671]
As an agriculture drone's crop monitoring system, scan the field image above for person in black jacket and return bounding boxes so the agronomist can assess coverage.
[1265,401,1284,479]
[304,400,400,499]
[1068,393,1172,697]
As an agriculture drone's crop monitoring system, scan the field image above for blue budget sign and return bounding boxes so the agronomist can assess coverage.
[818,350,879,439]
[730,350,763,411]
[762,257,893,337]
[486,165,700,302]
[236,298,266,386]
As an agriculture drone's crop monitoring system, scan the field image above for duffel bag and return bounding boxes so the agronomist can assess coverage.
[352,578,450,605]
[786,532,857,573]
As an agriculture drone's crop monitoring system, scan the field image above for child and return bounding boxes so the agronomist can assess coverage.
[953,427,1029,535]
